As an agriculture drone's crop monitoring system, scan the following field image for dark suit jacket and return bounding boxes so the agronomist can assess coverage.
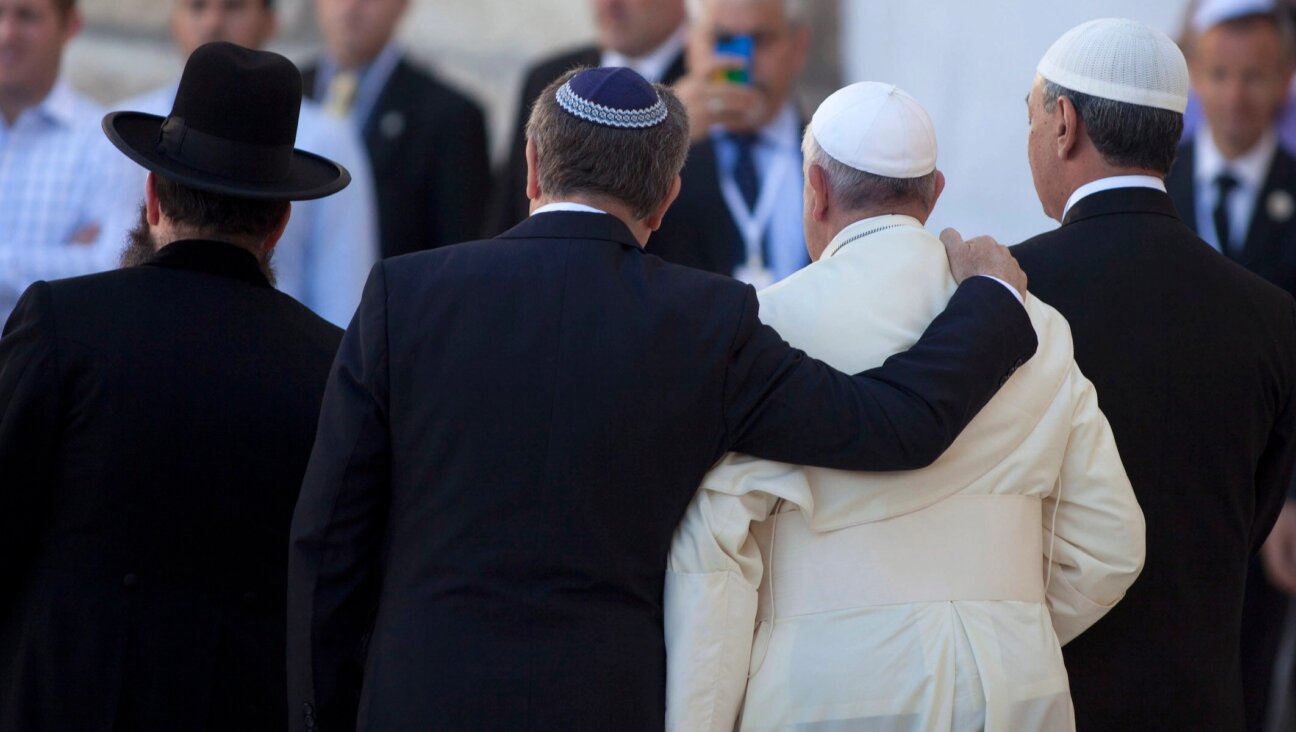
[1013,188,1296,732]
[491,45,687,234]
[302,58,491,258]
[286,211,1036,732]
[0,241,342,732]
[1167,139,1296,732]
[1167,141,1296,300]
[649,137,744,275]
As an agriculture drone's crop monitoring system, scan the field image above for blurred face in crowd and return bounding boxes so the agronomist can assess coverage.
[314,0,407,70]
[0,0,80,122]
[592,0,686,58]
[170,0,275,56]
[1192,16,1294,158]
[689,0,809,130]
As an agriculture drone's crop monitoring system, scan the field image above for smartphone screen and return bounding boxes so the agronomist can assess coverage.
[714,34,754,84]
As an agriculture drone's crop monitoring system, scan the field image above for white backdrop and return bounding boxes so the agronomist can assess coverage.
[842,0,1189,244]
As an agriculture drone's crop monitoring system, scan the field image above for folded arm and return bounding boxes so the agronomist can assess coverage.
[1044,366,1145,645]
[665,455,808,732]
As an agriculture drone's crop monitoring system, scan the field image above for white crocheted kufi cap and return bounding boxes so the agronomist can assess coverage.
[1193,0,1277,33]
[810,81,936,179]
[1037,18,1189,113]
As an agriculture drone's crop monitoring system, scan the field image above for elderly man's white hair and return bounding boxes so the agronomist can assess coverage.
[687,0,812,25]
[801,132,938,211]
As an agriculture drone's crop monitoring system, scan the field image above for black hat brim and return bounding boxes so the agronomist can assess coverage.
[102,111,351,201]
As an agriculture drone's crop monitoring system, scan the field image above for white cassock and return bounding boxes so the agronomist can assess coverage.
[664,214,1145,732]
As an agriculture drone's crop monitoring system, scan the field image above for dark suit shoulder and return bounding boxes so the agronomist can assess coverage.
[522,46,602,91]
[384,58,486,123]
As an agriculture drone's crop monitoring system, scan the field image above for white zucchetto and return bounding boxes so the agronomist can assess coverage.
[810,81,936,179]
[1037,18,1189,113]
[1193,0,1277,33]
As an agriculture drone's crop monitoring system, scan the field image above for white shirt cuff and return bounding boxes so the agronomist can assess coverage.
[976,275,1024,306]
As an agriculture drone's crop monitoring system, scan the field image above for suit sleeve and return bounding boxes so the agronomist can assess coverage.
[0,283,62,595]
[724,276,1038,470]
[287,263,393,732]
[665,454,809,732]
[1044,365,1145,645]
[1258,300,1296,546]
[431,99,491,247]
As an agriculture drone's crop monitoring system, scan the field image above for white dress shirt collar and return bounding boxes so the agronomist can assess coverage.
[1194,124,1277,193]
[821,214,923,260]
[531,202,609,216]
[600,23,688,83]
[1063,175,1167,220]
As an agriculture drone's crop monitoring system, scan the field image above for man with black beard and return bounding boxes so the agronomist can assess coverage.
[0,42,348,732]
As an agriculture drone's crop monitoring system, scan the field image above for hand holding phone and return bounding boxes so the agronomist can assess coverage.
[713,34,754,85]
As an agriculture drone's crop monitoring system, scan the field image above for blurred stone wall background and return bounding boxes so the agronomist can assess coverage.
[65,0,840,162]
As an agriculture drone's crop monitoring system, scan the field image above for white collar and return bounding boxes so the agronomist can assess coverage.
[531,202,609,216]
[600,23,688,83]
[1062,175,1167,220]
[1194,124,1277,192]
[821,214,924,260]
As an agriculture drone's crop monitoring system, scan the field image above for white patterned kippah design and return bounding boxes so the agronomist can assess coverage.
[1037,18,1189,113]
[556,78,668,129]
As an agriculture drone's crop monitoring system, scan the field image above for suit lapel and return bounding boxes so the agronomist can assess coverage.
[362,60,410,173]
[1239,148,1296,269]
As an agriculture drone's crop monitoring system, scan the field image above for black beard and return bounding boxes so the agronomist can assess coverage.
[120,205,277,287]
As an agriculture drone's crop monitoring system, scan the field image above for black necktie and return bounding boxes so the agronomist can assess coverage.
[731,133,761,207]
[1214,172,1240,257]
[729,133,763,263]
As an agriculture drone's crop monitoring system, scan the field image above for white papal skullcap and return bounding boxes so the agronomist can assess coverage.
[1193,0,1277,33]
[1037,18,1189,113]
[810,81,936,179]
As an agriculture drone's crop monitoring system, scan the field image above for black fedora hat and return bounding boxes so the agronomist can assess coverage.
[102,42,350,201]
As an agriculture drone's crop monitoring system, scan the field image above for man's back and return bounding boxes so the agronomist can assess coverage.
[665,217,1139,731]
[288,210,1036,731]
[1013,187,1296,730]
[0,241,342,731]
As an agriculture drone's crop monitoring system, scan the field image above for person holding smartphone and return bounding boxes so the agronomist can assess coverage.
[650,0,812,285]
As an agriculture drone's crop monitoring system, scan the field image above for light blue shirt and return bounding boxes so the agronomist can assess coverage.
[710,103,808,283]
[1192,125,1277,254]
[0,83,140,323]
[119,85,380,327]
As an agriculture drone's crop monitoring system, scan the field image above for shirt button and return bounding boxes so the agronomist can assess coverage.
[122,573,139,588]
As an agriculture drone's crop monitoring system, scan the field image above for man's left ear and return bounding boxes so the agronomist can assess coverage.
[263,204,292,252]
[1057,95,1081,160]
[931,169,946,209]
[807,163,831,222]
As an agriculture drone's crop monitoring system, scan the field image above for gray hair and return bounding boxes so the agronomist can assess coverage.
[688,0,812,26]
[801,131,938,211]
[525,69,690,219]
[1040,80,1183,175]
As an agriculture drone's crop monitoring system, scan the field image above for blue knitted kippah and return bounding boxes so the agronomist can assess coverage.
[555,67,668,129]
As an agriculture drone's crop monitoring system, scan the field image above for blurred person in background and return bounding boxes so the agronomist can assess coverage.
[302,0,491,257]
[0,42,347,732]
[0,0,137,324]
[650,0,811,285]
[1169,3,1296,730]
[118,0,378,327]
[494,0,690,233]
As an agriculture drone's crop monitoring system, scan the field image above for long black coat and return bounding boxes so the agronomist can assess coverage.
[1013,188,1296,732]
[302,58,491,258]
[286,211,1036,731]
[0,241,342,732]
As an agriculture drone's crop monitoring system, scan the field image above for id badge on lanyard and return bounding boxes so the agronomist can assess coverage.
[721,147,791,289]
